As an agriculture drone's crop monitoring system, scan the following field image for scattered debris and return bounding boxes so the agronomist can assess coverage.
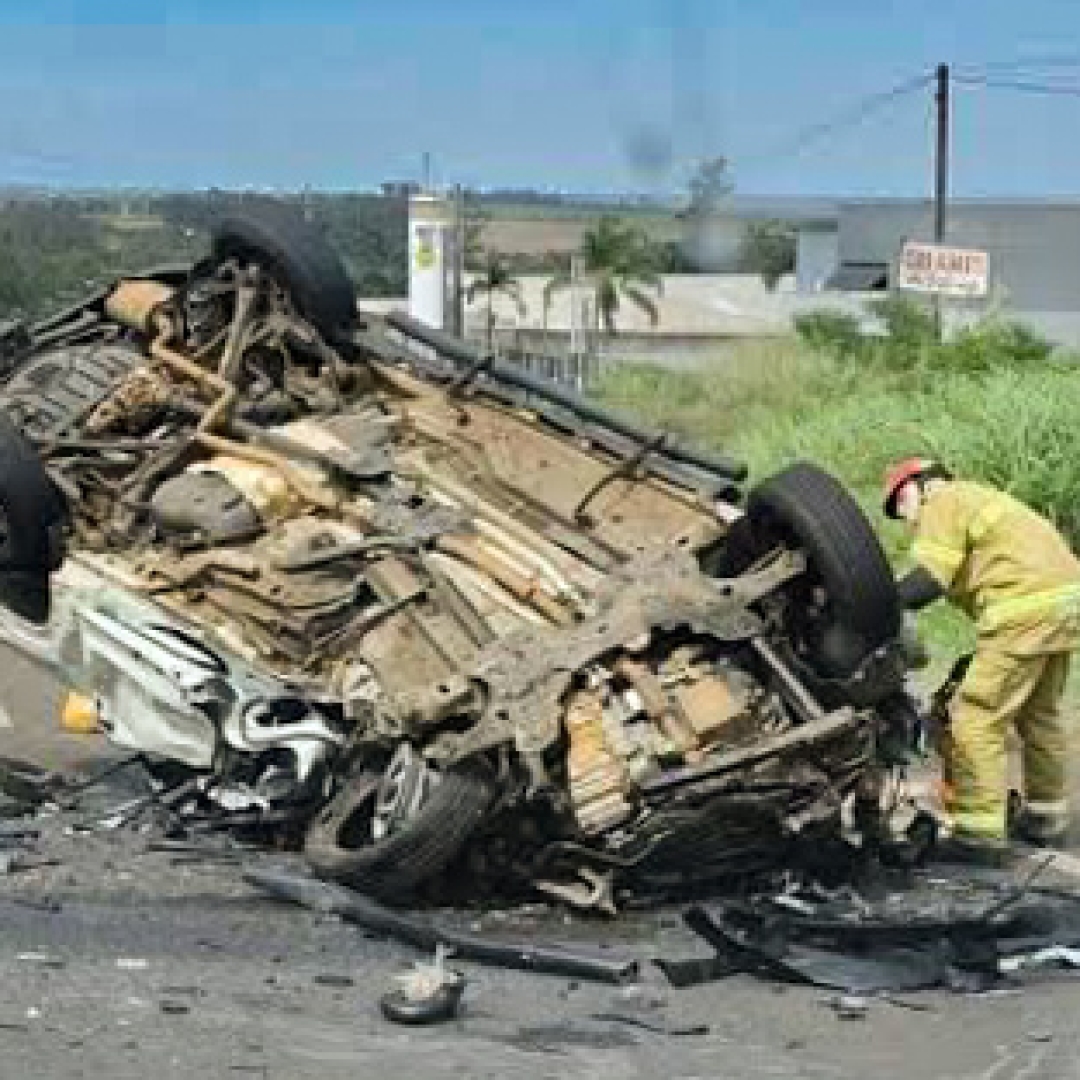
[16,953,65,969]
[115,958,150,971]
[380,945,467,1025]
[828,994,870,1020]
[999,947,1080,975]
[657,868,1080,995]
[312,973,355,988]
[159,1000,192,1016]
[245,867,639,984]
[588,1012,709,1037]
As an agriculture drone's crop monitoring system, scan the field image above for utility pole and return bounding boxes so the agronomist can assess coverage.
[933,63,950,339]
[934,63,950,245]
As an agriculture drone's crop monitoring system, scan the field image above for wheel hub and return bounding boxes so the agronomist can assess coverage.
[371,744,441,841]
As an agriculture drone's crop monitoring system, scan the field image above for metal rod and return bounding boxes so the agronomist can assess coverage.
[750,637,827,725]
[245,868,639,984]
[641,706,853,797]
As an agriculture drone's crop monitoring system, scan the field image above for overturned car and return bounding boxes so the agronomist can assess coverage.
[0,206,920,907]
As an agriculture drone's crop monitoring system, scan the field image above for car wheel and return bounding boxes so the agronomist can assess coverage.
[303,745,496,899]
[0,342,145,441]
[746,462,901,676]
[211,202,356,338]
[0,411,67,624]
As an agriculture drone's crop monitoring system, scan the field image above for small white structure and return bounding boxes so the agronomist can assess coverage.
[408,193,456,329]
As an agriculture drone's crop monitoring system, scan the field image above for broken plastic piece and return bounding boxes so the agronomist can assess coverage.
[380,944,467,1025]
[61,692,100,735]
[829,994,869,1020]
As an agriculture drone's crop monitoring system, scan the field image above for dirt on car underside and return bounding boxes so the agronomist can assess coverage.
[0,204,916,909]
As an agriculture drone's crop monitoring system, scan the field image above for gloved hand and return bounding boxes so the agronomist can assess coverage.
[897,566,944,612]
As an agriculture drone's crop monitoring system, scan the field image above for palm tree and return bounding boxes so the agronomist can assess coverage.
[544,216,663,336]
[466,251,526,353]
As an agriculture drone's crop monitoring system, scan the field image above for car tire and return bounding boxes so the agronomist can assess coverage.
[0,410,65,573]
[211,202,355,338]
[0,343,145,441]
[0,410,68,624]
[303,761,496,899]
[747,462,901,675]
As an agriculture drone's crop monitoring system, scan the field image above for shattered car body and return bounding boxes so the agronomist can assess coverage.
[0,204,920,907]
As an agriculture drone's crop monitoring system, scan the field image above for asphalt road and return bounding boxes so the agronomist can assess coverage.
[4,654,1080,1080]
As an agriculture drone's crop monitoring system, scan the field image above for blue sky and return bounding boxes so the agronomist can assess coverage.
[1,0,1079,195]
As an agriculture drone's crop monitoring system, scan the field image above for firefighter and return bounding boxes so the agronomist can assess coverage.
[884,458,1080,858]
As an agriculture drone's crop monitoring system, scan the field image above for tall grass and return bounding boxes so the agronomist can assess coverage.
[597,340,840,449]
[594,331,1080,660]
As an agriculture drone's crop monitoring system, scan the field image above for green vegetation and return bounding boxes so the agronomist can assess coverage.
[736,219,797,289]
[544,216,664,334]
[0,191,409,322]
[0,199,204,320]
[465,252,526,351]
[156,191,409,297]
[596,298,1076,660]
[794,295,1055,374]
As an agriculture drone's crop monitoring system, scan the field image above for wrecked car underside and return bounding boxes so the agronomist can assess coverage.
[0,205,920,909]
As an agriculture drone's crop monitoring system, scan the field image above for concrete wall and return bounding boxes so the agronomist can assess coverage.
[839,202,1080,312]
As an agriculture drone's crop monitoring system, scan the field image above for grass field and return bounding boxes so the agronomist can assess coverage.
[595,334,1080,666]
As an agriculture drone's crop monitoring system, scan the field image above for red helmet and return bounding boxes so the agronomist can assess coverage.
[883,457,935,519]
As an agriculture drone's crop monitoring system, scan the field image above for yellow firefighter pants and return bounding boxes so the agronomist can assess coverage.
[942,650,1071,840]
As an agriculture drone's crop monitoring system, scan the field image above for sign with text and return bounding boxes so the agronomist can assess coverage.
[897,242,989,298]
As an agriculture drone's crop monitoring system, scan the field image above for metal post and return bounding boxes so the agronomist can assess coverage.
[451,184,465,338]
[934,64,950,245]
[933,63,950,340]
[569,253,580,358]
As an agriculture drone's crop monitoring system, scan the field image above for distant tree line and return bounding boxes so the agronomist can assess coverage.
[0,190,410,322]
[155,190,410,297]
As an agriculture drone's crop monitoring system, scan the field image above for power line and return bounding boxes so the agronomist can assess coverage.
[954,74,1080,98]
[956,54,1080,78]
[740,72,932,166]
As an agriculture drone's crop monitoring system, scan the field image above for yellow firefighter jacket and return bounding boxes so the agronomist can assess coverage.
[912,481,1080,655]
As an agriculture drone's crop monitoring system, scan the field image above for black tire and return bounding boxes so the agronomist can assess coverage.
[212,202,355,338]
[747,462,901,675]
[0,343,144,441]
[304,762,496,899]
[0,410,65,573]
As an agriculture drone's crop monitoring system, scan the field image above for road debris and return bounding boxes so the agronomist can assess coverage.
[245,867,640,984]
[588,1012,709,1037]
[16,953,66,969]
[656,868,1080,995]
[828,994,870,1020]
[379,944,467,1025]
[312,973,355,988]
[115,958,150,971]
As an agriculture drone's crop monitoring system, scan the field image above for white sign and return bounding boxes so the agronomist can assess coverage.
[897,241,989,298]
